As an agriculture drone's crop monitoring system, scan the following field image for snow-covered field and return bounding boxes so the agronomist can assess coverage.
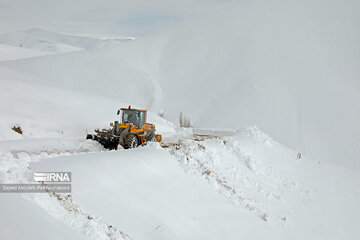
[1,0,359,239]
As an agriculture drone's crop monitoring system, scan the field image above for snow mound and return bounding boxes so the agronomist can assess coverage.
[170,126,305,224]
[30,147,280,240]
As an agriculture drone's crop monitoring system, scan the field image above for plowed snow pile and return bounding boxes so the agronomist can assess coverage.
[12,127,355,240]
[168,128,360,239]
[172,127,301,223]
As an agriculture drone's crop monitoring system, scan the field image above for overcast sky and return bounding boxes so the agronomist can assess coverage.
[0,0,232,36]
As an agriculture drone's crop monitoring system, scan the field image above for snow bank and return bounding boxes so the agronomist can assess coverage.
[30,146,280,240]
[0,194,89,240]
[170,126,360,238]
[172,127,302,223]
[0,138,131,240]
[24,127,360,240]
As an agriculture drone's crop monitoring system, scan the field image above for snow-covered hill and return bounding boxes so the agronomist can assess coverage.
[0,43,50,60]
[0,62,172,141]
[156,0,360,169]
[0,28,134,53]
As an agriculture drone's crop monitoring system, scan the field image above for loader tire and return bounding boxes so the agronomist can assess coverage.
[124,134,138,149]
[146,132,156,142]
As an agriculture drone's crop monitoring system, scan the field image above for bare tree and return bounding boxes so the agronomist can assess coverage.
[187,118,191,128]
[179,112,184,127]
[179,112,191,128]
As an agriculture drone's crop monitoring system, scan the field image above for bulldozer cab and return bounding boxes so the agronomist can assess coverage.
[119,108,146,129]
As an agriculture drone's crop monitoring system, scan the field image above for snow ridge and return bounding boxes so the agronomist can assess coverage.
[167,127,306,224]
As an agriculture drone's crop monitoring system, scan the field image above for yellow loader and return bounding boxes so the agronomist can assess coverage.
[86,106,161,150]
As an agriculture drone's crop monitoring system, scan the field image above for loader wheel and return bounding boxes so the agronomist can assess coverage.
[145,130,156,142]
[124,134,138,149]
[147,133,156,142]
[150,135,157,142]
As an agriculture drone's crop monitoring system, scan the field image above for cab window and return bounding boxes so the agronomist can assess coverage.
[139,111,145,128]
[122,110,139,127]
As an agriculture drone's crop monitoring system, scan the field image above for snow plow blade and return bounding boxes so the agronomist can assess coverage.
[86,133,119,150]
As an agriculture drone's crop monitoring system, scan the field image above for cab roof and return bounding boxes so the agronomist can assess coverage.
[120,107,147,112]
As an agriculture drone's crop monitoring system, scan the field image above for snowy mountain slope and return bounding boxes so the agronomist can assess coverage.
[0,33,164,112]
[0,66,118,140]
[0,43,50,60]
[0,63,173,141]
[0,28,134,53]
[0,34,173,140]
[2,0,359,170]
[0,29,81,53]
[154,0,360,169]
